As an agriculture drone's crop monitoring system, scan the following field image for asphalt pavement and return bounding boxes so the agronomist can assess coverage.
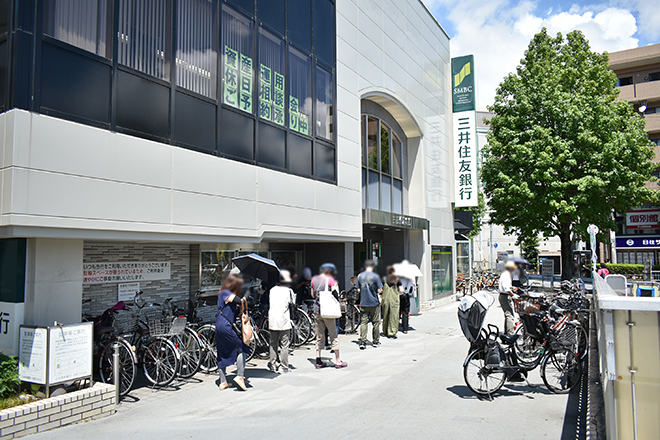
[34,294,581,440]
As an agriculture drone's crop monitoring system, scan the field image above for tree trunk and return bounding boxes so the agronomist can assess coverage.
[560,229,573,281]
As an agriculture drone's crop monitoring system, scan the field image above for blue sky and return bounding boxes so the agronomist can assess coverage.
[422,0,660,108]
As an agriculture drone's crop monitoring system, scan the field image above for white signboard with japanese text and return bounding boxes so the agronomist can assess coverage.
[118,282,140,302]
[18,326,48,384]
[48,323,93,384]
[83,261,171,284]
[0,301,24,356]
[453,111,478,207]
[541,259,555,278]
[626,209,660,230]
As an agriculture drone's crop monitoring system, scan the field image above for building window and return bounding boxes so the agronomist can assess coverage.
[222,4,254,114]
[176,0,217,98]
[315,66,333,140]
[649,72,660,82]
[288,46,312,136]
[43,0,110,57]
[258,27,285,126]
[618,76,633,86]
[361,115,404,214]
[118,0,168,79]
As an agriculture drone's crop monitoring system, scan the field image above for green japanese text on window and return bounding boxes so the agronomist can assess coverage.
[259,65,285,126]
[288,95,309,135]
[224,46,253,114]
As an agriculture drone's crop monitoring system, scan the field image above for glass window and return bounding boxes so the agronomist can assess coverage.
[362,168,367,209]
[381,175,391,212]
[287,0,311,53]
[258,27,285,125]
[617,76,632,86]
[313,0,334,65]
[361,116,366,165]
[201,250,236,288]
[118,0,168,79]
[380,123,390,174]
[44,0,110,57]
[176,0,217,98]
[649,72,660,82]
[222,4,254,113]
[288,46,312,136]
[0,0,9,35]
[392,179,402,214]
[432,246,453,298]
[288,133,312,177]
[392,133,402,178]
[315,66,333,140]
[227,0,254,16]
[257,0,284,35]
[314,143,335,181]
[367,117,378,170]
[368,170,379,210]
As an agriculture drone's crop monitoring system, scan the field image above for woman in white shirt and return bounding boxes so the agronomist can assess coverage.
[268,270,294,373]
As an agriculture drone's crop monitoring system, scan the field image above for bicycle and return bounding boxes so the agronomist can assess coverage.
[161,298,203,379]
[339,287,360,334]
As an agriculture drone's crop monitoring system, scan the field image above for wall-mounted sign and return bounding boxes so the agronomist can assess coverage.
[541,259,555,278]
[392,214,413,228]
[616,236,660,249]
[118,282,140,302]
[453,111,478,207]
[626,209,660,230]
[451,55,475,113]
[83,262,171,284]
[223,46,253,114]
[0,301,25,356]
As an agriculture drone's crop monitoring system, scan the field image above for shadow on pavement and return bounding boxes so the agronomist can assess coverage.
[560,369,588,440]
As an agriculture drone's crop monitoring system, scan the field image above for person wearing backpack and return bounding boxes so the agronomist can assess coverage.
[268,270,294,373]
[311,263,348,369]
[216,274,249,391]
[597,263,610,278]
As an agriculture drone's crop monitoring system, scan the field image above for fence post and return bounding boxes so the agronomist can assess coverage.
[113,342,120,405]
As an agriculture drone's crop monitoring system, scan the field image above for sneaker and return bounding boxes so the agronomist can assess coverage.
[359,343,366,350]
[267,363,277,373]
[373,342,381,348]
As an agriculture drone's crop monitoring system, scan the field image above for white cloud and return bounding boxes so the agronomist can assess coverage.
[423,1,640,108]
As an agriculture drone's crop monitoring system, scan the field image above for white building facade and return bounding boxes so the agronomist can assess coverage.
[0,0,455,351]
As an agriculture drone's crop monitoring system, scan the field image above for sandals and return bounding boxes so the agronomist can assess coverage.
[335,361,348,369]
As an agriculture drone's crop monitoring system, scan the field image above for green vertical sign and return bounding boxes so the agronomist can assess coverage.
[451,55,475,113]
[223,46,239,108]
[289,96,299,132]
[239,54,253,113]
[273,72,285,126]
[259,64,272,121]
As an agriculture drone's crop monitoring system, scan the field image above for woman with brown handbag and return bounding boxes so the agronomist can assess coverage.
[215,274,250,391]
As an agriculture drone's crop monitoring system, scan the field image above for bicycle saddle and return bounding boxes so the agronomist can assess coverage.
[499,333,520,345]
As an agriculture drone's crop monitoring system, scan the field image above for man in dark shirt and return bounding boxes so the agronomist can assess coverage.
[357,260,383,349]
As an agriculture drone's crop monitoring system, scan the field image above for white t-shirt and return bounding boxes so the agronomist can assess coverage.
[269,285,293,331]
[512,268,520,281]
[499,270,513,294]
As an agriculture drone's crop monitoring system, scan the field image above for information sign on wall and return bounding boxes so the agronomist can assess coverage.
[541,259,555,278]
[626,209,660,230]
[83,262,171,284]
[18,327,47,384]
[452,55,478,208]
[118,282,140,302]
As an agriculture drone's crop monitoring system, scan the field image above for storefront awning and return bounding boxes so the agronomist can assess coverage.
[362,209,429,230]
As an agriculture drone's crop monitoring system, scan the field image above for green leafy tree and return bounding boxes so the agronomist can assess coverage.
[518,235,540,271]
[457,192,487,240]
[482,29,656,280]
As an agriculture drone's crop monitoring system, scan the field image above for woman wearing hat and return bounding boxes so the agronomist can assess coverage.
[268,270,294,373]
[498,261,518,335]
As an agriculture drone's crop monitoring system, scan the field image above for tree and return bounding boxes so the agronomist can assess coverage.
[457,192,487,240]
[519,235,540,272]
[482,29,657,280]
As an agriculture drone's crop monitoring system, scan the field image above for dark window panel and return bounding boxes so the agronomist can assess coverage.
[222,4,255,114]
[313,0,334,65]
[361,168,366,209]
[174,91,216,151]
[392,132,402,178]
[0,0,10,35]
[0,238,27,303]
[380,122,390,174]
[116,70,170,138]
[257,122,285,168]
[367,116,378,169]
[367,169,379,210]
[44,0,111,58]
[315,66,332,140]
[314,143,335,181]
[13,0,34,33]
[287,0,311,53]
[41,42,111,123]
[219,108,254,160]
[381,175,391,211]
[176,0,218,98]
[227,0,254,16]
[258,27,285,125]
[393,179,403,214]
[257,0,284,35]
[0,41,7,111]
[287,133,312,177]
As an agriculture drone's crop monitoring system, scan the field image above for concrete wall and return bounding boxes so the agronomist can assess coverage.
[24,238,83,326]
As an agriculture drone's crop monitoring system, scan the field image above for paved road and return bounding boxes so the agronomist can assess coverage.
[36,296,581,440]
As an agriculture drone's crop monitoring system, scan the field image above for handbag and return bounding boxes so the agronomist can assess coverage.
[319,278,342,319]
[288,291,300,321]
[240,298,254,345]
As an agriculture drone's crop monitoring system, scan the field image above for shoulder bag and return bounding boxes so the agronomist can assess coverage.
[239,298,254,345]
[319,278,342,319]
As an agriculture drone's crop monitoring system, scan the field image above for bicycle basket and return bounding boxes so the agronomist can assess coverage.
[513,298,542,314]
[558,324,578,348]
[148,316,187,337]
[520,313,544,339]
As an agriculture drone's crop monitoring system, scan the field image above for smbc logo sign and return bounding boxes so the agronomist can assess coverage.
[451,55,475,112]
[454,61,471,87]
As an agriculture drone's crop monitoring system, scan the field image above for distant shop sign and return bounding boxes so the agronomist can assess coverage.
[616,236,660,249]
[83,262,171,284]
[626,209,660,230]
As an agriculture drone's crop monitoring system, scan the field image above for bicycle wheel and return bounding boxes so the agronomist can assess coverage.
[513,327,544,368]
[576,324,589,361]
[341,305,360,334]
[197,324,218,373]
[99,338,136,397]
[463,348,506,397]
[255,329,271,360]
[245,336,257,362]
[541,348,582,394]
[173,327,203,379]
[291,313,312,347]
[142,337,180,387]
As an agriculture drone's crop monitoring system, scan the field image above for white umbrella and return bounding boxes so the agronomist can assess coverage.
[393,260,423,280]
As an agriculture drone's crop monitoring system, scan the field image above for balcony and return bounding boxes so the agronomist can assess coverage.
[617,84,635,100]
[636,80,660,102]
[646,113,660,134]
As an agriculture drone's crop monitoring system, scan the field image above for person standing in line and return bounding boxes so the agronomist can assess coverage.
[399,278,414,334]
[498,261,517,335]
[357,260,383,349]
[268,270,294,373]
[311,263,348,369]
[293,267,312,306]
[381,266,401,339]
[216,274,249,391]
